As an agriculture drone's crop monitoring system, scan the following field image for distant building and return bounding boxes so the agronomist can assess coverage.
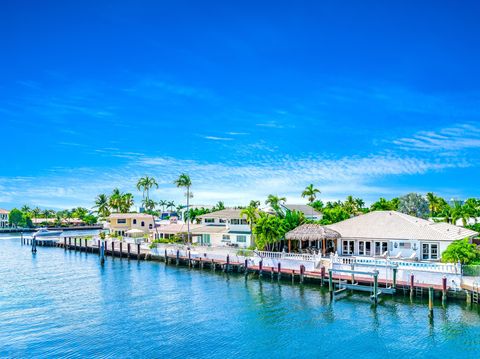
[0,209,9,228]
[107,213,155,236]
[280,203,323,221]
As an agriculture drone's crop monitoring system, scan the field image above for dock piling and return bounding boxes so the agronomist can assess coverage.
[392,267,397,289]
[328,269,333,297]
[244,259,248,278]
[373,270,379,305]
[120,242,123,259]
[300,265,305,284]
[176,250,180,266]
[277,263,281,281]
[259,260,263,278]
[410,274,415,299]
[320,266,325,286]
[442,276,447,305]
[137,244,141,260]
[64,237,67,251]
[100,241,105,265]
[225,255,230,272]
[111,241,115,258]
[428,287,434,317]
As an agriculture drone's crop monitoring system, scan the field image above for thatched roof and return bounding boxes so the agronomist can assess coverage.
[285,224,341,241]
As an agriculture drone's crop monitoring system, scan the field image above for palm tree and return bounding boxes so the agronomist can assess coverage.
[137,176,159,204]
[167,201,175,212]
[174,174,192,242]
[301,184,321,204]
[354,198,365,211]
[120,193,134,213]
[241,204,259,246]
[109,188,122,212]
[344,195,357,215]
[249,200,260,209]
[158,200,168,212]
[94,194,110,219]
[265,194,286,217]
[21,205,31,215]
[32,207,41,222]
[426,192,440,216]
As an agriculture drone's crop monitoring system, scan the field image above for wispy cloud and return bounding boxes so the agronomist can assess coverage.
[393,123,480,151]
[203,136,233,141]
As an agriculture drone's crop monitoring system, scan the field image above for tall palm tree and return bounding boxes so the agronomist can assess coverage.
[21,205,31,215]
[137,176,159,205]
[32,207,41,221]
[174,174,192,243]
[249,200,260,209]
[265,194,286,217]
[94,194,110,219]
[426,192,440,216]
[301,184,321,204]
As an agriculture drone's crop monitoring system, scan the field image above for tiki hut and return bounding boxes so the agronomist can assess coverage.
[285,224,341,255]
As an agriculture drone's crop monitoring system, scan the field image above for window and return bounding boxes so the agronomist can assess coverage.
[375,241,388,256]
[359,242,365,255]
[149,224,153,229]
[422,243,439,260]
[141,221,145,227]
[133,219,137,224]
[365,242,371,256]
[342,240,354,255]
[237,235,247,243]
[219,219,226,223]
[201,234,211,245]
[204,218,215,223]
[117,219,126,224]
[240,219,248,225]
[222,235,230,242]
[230,219,240,225]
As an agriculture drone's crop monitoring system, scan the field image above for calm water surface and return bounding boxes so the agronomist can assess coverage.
[1,234,480,358]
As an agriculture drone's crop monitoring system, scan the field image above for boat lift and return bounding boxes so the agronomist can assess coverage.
[328,264,398,304]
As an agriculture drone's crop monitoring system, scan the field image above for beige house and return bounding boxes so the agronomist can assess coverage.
[0,209,9,228]
[327,211,478,261]
[107,213,155,236]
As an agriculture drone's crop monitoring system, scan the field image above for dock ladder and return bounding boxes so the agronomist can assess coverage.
[473,282,479,304]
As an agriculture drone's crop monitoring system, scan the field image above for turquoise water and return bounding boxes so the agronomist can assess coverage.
[1,235,480,358]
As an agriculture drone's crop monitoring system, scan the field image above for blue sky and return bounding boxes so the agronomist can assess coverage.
[1,0,480,210]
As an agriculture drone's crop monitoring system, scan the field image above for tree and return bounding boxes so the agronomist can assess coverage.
[120,193,134,213]
[214,201,225,211]
[174,174,192,242]
[426,192,441,216]
[311,200,324,212]
[320,206,350,225]
[249,200,260,209]
[32,207,41,220]
[21,205,31,215]
[283,210,306,232]
[137,176,158,204]
[8,209,24,227]
[167,201,175,211]
[344,195,357,215]
[265,194,286,217]
[441,238,480,264]
[241,204,259,245]
[94,194,110,219]
[301,184,321,204]
[109,188,122,212]
[398,193,429,218]
[253,214,286,251]
[371,198,395,211]
[158,200,168,212]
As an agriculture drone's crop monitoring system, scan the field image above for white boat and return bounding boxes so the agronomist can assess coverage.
[33,228,63,237]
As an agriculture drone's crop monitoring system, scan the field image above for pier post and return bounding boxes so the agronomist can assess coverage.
[64,237,67,251]
[320,266,325,286]
[351,263,355,284]
[212,259,215,271]
[97,240,100,255]
[392,267,397,289]
[428,287,434,318]
[442,276,447,305]
[259,260,263,278]
[111,241,115,258]
[128,244,132,259]
[225,255,230,272]
[328,269,333,297]
[200,257,204,269]
[410,274,415,299]
[119,242,123,259]
[31,237,37,253]
[373,270,379,305]
[100,241,105,265]
[74,238,77,251]
[176,249,180,266]
[189,251,192,268]
[466,290,472,305]
[69,237,71,249]
[21,232,23,246]
[137,244,141,260]
[163,249,167,263]
[277,263,281,281]
[292,270,295,284]
[244,259,248,278]
[300,265,305,284]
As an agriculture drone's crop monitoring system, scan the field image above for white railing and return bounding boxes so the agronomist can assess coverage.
[332,256,461,274]
[255,251,318,262]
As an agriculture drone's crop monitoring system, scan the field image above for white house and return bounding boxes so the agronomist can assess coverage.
[326,211,478,261]
[154,209,253,248]
[280,203,323,221]
[0,209,9,228]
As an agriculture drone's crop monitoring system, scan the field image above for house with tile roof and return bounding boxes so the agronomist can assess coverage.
[326,211,478,261]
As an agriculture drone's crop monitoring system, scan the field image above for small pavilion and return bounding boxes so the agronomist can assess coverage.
[285,224,341,255]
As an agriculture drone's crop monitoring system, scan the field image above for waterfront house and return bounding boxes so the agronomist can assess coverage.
[107,213,155,237]
[0,209,9,228]
[326,211,478,261]
[280,204,322,221]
